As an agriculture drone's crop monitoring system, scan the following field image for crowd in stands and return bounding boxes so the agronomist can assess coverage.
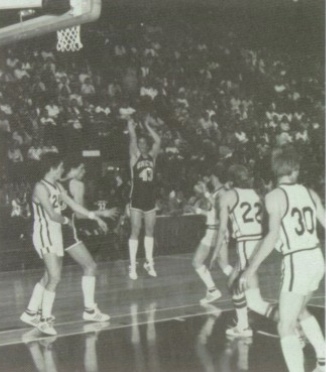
[0,8,324,228]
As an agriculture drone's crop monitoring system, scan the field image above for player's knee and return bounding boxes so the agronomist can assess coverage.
[84,260,97,275]
[47,272,61,287]
[192,257,201,269]
[298,307,311,321]
[277,319,296,336]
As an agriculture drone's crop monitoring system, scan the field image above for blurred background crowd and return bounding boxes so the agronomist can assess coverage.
[0,5,324,241]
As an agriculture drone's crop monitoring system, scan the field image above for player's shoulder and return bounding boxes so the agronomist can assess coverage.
[265,188,286,205]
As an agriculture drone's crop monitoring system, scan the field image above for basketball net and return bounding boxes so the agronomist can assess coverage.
[56,25,83,52]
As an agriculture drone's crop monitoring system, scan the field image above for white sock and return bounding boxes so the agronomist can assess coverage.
[300,316,325,360]
[232,293,249,329]
[27,282,45,313]
[42,290,55,319]
[245,288,271,316]
[195,265,216,290]
[144,236,154,263]
[82,276,96,309]
[129,239,139,266]
[280,335,305,372]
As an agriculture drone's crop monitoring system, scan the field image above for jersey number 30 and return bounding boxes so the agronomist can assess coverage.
[291,207,314,235]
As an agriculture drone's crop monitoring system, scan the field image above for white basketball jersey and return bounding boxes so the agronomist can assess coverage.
[206,186,225,227]
[229,188,263,242]
[32,180,62,248]
[277,184,319,255]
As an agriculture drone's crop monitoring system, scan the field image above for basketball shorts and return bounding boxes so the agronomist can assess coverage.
[33,224,64,258]
[130,189,156,213]
[281,248,325,295]
[130,200,156,214]
[236,240,261,271]
[62,218,81,251]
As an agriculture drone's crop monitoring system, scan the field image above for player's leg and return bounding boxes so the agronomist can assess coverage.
[278,291,306,372]
[298,255,325,372]
[38,253,63,336]
[129,207,143,280]
[143,209,157,277]
[226,244,252,338]
[192,236,221,305]
[66,242,110,322]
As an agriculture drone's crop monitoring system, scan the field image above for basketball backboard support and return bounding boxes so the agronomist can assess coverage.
[0,0,101,48]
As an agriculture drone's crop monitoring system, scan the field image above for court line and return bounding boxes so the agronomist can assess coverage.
[0,306,235,347]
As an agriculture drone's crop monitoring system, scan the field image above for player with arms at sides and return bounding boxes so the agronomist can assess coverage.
[60,156,119,322]
[127,114,161,280]
[211,164,275,338]
[192,163,232,305]
[239,146,325,372]
[21,153,108,335]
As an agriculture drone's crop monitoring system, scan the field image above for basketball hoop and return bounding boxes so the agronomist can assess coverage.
[56,25,83,52]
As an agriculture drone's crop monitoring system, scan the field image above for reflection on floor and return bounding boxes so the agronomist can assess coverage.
[0,253,324,371]
[0,306,324,372]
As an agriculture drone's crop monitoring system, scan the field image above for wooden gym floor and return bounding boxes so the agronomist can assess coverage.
[0,251,324,371]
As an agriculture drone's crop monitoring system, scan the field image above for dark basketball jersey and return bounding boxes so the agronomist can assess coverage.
[130,154,156,211]
[59,179,74,219]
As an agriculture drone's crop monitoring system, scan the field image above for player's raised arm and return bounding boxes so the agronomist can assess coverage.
[34,182,68,225]
[309,188,325,229]
[128,119,138,159]
[144,116,161,159]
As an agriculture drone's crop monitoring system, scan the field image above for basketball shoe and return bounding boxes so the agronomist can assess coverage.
[20,311,41,327]
[144,261,157,277]
[37,317,57,336]
[200,288,222,305]
[83,304,110,322]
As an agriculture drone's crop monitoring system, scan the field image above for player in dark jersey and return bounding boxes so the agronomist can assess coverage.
[240,146,325,372]
[127,115,161,280]
[21,153,108,336]
[60,157,119,322]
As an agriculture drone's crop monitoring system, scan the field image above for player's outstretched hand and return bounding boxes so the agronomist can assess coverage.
[95,217,108,234]
[101,208,119,220]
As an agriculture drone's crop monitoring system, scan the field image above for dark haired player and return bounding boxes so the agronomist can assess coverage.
[127,115,161,280]
[60,157,119,322]
[240,147,325,372]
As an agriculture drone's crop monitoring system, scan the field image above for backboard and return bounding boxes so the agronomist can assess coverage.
[0,0,101,48]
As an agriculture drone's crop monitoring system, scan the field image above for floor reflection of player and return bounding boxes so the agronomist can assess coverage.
[23,333,58,372]
[196,304,222,372]
[127,115,161,280]
[240,146,325,372]
[130,301,159,372]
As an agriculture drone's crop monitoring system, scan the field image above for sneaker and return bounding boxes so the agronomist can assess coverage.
[129,265,138,280]
[226,326,253,338]
[144,262,157,277]
[200,289,222,305]
[37,318,57,336]
[83,304,110,322]
[20,311,41,327]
